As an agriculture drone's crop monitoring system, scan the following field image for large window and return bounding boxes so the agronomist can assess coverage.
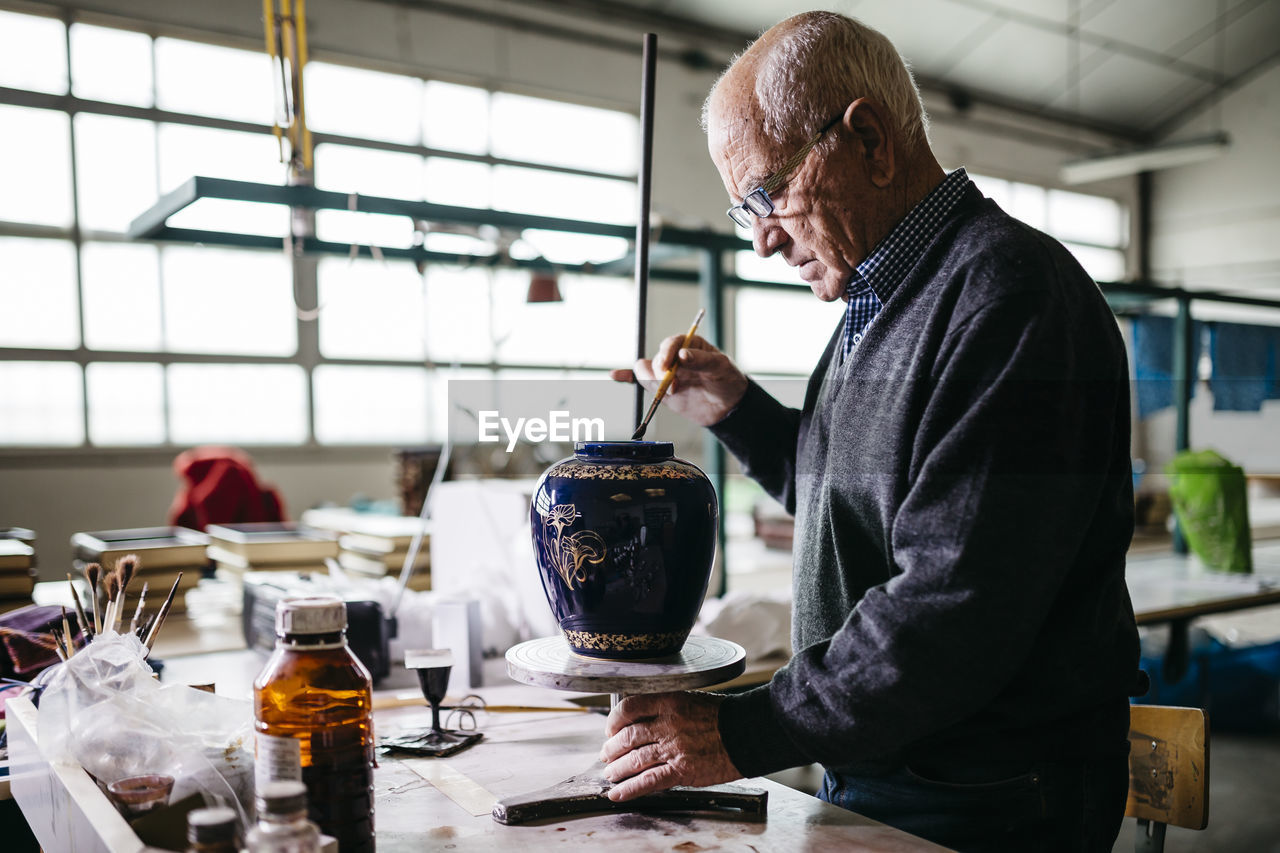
[0,11,638,448]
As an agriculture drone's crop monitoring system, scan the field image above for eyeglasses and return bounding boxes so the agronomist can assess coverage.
[726,111,845,229]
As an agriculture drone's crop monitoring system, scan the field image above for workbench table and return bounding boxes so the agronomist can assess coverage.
[29,648,945,852]
[1127,540,1280,680]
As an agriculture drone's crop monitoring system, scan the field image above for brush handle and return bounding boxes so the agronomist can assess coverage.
[652,308,705,402]
[67,574,93,642]
[631,308,705,439]
[144,573,183,651]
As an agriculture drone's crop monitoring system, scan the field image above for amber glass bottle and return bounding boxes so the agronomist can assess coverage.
[254,596,375,852]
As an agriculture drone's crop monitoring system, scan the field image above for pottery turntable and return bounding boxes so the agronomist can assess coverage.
[493,635,767,825]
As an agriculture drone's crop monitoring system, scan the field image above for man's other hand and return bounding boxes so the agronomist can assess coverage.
[599,691,742,801]
[609,334,749,427]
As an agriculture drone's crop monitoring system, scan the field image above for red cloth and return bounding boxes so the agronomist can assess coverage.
[168,446,287,531]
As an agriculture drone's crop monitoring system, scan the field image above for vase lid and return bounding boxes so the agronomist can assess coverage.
[574,441,674,460]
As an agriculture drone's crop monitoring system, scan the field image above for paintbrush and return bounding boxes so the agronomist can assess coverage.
[130,582,149,634]
[102,572,120,635]
[631,307,705,440]
[85,562,102,634]
[67,572,93,643]
[61,606,75,655]
[143,573,183,652]
[50,631,67,662]
[114,555,138,632]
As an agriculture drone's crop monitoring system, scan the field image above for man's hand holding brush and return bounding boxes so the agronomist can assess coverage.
[611,333,749,427]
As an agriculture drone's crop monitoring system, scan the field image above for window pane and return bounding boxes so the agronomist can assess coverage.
[423,232,494,257]
[736,288,843,374]
[0,238,79,349]
[154,38,274,124]
[491,93,637,176]
[493,165,634,225]
[0,362,83,445]
[1048,189,1127,248]
[424,158,491,208]
[735,250,802,285]
[157,124,284,194]
[1065,243,1127,283]
[86,362,165,445]
[74,114,158,232]
[313,365,429,444]
[0,106,73,226]
[514,230,628,266]
[490,270,632,367]
[305,62,422,144]
[0,11,67,94]
[1007,182,1047,229]
[314,210,417,249]
[161,247,296,355]
[424,266,494,364]
[314,143,422,198]
[81,242,162,351]
[168,363,307,444]
[423,81,489,154]
[70,24,153,107]
[317,258,425,360]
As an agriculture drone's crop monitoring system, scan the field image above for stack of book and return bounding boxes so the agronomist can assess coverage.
[70,527,210,616]
[205,522,340,577]
[336,518,431,591]
[0,538,37,614]
[301,509,431,590]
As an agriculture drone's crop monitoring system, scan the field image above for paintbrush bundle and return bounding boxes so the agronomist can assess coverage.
[60,554,185,658]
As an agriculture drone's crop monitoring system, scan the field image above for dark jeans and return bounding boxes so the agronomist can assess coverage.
[817,753,1129,853]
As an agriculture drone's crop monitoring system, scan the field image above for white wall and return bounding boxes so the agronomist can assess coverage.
[1150,64,1280,294]
[1,0,1163,576]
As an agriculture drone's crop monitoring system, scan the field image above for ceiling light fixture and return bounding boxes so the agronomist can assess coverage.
[1059,132,1231,185]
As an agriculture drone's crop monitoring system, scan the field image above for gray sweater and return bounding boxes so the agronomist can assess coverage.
[713,186,1141,777]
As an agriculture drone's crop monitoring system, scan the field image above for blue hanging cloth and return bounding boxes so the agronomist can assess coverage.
[1132,315,1200,419]
[1209,322,1279,412]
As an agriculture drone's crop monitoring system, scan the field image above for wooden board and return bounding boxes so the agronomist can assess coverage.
[1126,704,1210,830]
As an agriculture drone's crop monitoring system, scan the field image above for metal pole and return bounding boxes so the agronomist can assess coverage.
[633,32,657,430]
[1172,294,1194,554]
[699,248,729,595]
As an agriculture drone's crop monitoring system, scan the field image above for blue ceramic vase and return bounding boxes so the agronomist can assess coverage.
[530,441,718,659]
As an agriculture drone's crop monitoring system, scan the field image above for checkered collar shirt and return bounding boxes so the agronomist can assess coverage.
[841,167,973,361]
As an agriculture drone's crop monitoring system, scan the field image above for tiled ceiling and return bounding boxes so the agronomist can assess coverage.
[541,0,1280,142]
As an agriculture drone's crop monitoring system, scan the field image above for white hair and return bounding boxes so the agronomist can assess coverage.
[703,12,930,152]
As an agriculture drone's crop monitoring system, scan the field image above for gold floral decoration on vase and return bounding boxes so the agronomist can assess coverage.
[541,503,606,590]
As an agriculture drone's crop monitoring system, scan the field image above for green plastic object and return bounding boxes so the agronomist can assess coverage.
[1165,449,1253,573]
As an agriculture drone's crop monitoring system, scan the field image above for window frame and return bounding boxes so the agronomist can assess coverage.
[0,9,637,454]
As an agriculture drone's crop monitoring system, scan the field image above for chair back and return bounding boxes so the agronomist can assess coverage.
[1125,704,1210,830]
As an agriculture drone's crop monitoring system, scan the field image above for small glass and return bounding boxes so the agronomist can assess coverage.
[105,773,174,819]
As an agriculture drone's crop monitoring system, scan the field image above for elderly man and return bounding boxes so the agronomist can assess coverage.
[604,11,1143,852]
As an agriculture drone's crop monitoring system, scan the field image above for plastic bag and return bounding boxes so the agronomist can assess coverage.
[36,632,253,822]
[1166,448,1253,573]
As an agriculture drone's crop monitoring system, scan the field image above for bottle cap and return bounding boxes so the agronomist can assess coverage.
[276,596,347,636]
[257,780,308,816]
[187,806,238,843]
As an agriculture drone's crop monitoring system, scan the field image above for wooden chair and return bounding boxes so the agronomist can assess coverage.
[1126,705,1210,853]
